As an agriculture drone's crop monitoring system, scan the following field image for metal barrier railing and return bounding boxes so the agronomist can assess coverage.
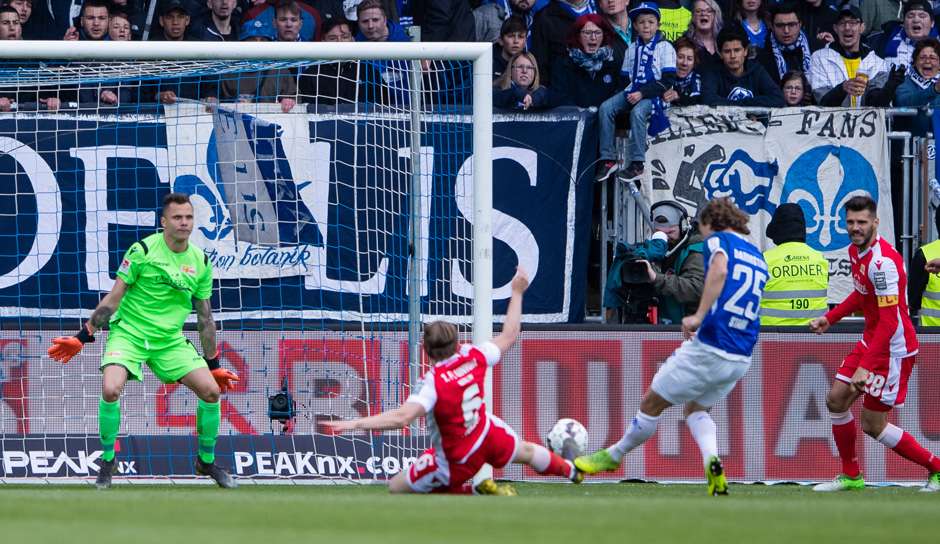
[595,107,932,323]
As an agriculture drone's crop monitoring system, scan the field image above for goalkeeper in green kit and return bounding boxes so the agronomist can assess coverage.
[47,193,239,489]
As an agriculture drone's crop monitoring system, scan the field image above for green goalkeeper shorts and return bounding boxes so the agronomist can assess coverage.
[100,329,206,384]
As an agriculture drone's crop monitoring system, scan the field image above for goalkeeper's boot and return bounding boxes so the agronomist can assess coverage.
[95,457,117,490]
[475,479,517,496]
[920,472,940,493]
[574,449,621,475]
[195,458,238,489]
[705,455,728,496]
[812,474,865,492]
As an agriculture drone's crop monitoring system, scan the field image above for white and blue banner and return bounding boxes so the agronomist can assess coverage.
[0,105,596,323]
[645,107,892,303]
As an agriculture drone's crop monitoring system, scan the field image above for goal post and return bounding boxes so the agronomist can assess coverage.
[0,40,495,483]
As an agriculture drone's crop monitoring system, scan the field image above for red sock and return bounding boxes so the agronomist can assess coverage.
[537,451,574,479]
[892,432,940,473]
[832,420,861,478]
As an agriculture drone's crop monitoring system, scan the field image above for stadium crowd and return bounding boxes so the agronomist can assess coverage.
[0,0,937,115]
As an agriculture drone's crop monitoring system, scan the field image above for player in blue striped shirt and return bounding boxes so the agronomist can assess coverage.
[576,197,767,495]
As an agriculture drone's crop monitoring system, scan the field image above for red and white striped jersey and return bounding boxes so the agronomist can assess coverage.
[827,236,918,360]
[405,342,501,464]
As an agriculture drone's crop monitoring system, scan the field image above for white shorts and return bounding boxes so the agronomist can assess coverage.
[649,339,750,408]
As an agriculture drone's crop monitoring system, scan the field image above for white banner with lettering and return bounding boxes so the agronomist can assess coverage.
[643,107,892,303]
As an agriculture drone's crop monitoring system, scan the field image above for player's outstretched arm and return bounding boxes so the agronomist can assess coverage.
[324,402,426,433]
[48,279,128,364]
[682,252,727,338]
[492,267,530,354]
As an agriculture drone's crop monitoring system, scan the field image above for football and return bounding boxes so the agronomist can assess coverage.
[545,418,589,460]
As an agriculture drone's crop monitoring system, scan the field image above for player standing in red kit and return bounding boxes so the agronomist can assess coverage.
[809,196,940,492]
[326,268,583,495]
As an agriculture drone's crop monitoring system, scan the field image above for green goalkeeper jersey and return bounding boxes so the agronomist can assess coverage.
[111,232,213,342]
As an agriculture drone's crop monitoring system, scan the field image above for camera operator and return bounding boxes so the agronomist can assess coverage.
[603,200,705,324]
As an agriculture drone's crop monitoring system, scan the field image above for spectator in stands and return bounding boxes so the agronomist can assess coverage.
[733,0,767,49]
[0,4,21,39]
[655,0,691,42]
[191,0,240,41]
[685,0,723,69]
[3,0,30,36]
[355,0,408,41]
[603,200,704,324]
[150,0,192,41]
[64,0,110,40]
[551,13,624,107]
[702,26,786,106]
[217,18,297,112]
[109,0,143,39]
[0,6,20,112]
[895,38,940,134]
[756,3,812,86]
[493,16,528,79]
[412,0,475,41]
[595,2,675,182]
[274,0,303,42]
[342,0,397,23]
[796,0,837,46]
[664,37,703,106]
[3,0,42,39]
[860,0,900,38]
[530,0,596,85]
[808,5,897,107]
[299,17,385,107]
[874,0,935,68]
[474,0,549,43]
[598,0,630,59]
[242,0,322,42]
[493,51,555,110]
[780,69,812,105]
[108,8,131,40]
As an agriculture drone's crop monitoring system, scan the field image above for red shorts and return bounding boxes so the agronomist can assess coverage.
[406,415,519,494]
[836,342,915,412]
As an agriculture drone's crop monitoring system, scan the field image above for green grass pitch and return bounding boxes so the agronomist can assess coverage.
[1,482,936,544]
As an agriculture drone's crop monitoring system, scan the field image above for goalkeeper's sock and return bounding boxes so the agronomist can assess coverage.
[196,399,221,465]
[831,411,861,478]
[99,398,121,463]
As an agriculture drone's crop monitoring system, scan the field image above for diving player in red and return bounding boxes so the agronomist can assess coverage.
[809,196,940,492]
[325,268,583,495]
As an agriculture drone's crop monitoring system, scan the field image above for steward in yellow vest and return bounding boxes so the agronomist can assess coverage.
[910,238,940,326]
[760,203,829,325]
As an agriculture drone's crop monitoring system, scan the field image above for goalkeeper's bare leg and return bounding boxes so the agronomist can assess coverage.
[180,368,237,488]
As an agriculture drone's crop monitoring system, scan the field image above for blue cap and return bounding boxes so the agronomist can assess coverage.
[240,18,275,41]
[629,1,661,21]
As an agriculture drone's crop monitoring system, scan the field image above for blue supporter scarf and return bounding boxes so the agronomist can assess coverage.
[627,31,670,136]
[569,46,614,75]
[770,31,811,79]
[675,70,701,99]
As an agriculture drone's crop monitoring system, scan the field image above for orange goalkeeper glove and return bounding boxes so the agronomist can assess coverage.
[205,350,239,393]
[48,324,95,364]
